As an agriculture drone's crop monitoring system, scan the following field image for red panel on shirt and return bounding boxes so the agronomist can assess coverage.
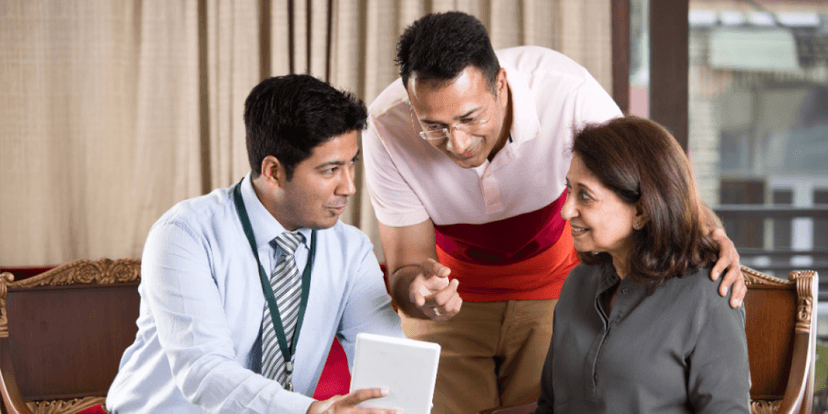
[437,221,579,302]
[433,190,580,302]
[434,190,568,266]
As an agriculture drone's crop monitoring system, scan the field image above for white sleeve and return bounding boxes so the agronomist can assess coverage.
[573,77,623,128]
[362,113,431,227]
[336,236,405,365]
[142,221,314,414]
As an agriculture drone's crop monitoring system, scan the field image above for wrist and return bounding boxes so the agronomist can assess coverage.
[389,264,428,319]
[307,399,331,414]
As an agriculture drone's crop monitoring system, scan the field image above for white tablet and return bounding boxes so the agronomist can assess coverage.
[349,333,441,414]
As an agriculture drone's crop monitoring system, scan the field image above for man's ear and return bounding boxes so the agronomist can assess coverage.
[260,155,286,189]
[496,68,508,105]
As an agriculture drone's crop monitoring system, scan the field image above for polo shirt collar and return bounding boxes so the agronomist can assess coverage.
[240,171,312,251]
[503,65,541,148]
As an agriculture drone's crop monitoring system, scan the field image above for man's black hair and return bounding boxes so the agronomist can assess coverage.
[244,74,368,180]
[396,11,500,93]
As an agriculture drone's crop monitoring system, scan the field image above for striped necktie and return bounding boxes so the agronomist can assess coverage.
[261,231,304,387]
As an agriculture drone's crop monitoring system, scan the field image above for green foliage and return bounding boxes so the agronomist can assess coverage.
[815,345,828,391]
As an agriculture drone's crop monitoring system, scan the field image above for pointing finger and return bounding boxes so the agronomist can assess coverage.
[423,259,451,278]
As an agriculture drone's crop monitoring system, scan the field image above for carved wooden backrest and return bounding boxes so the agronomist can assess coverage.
[0,258,141,414]
[743,267,817,414]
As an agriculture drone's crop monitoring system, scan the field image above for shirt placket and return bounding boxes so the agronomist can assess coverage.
[591,277,644,403]
[585,270,622,402]
[478,145,515,214]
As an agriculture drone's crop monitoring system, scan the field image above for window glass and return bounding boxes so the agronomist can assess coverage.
[629,0,650,117]
[687,0,828,276]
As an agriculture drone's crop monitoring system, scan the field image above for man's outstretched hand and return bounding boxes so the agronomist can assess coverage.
[408,259,462,322]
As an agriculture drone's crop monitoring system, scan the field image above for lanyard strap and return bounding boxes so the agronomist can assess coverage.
[232,181,315,369]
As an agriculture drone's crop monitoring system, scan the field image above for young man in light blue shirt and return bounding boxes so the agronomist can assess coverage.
[107,75,404,414]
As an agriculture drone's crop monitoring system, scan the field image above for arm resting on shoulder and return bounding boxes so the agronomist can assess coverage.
[701,203,746,308]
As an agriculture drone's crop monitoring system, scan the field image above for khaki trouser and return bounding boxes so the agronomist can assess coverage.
[401,299,557,414]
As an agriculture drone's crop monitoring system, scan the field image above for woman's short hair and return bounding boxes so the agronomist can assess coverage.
[572,116,718,286]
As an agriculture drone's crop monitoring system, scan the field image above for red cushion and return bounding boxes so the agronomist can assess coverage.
[313,338,351,400]
[0,266,56,281]
[76,405,107,414]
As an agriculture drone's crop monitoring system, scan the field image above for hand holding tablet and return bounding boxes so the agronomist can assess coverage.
[307,387,400,414]
[349,333,441,414]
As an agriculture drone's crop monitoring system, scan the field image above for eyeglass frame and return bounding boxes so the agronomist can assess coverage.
[409,103,493,141]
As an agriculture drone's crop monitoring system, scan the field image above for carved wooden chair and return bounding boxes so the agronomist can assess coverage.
[744,267,817,414]
[479,266,819,414]
[0,258,141,414]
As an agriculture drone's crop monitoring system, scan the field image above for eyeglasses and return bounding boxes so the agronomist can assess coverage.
[410,105,491,141]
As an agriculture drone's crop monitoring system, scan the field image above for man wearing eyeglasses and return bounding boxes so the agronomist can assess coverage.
[362,11,746,414]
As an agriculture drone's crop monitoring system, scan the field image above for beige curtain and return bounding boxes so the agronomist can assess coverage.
[0,0,611,267]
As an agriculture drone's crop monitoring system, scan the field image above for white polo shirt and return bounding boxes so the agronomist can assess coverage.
[364,46,622,228]
[364,46,622,301]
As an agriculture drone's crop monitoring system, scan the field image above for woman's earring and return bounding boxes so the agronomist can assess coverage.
[634,222,642,230]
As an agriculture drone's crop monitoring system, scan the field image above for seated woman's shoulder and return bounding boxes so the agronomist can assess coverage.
[559,262,603,296]
[672,267,742,309]
[673,266,713,290]
[569,262,595,276]
[568,262,605,284]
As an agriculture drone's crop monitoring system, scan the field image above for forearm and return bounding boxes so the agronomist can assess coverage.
[388,264,429,319]
[338,246,406,351]
[171,352,312,413]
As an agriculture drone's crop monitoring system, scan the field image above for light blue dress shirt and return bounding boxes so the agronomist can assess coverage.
[106,173,404,414]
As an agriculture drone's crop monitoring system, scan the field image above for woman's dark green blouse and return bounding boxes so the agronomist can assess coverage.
[535,263,751,413]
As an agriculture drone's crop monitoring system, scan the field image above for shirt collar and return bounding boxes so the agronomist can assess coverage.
[503,66,541,148]
[597,260,622,295]
[239,171,311,251]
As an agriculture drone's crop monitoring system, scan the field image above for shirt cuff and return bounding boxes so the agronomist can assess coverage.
[270,391,316,414]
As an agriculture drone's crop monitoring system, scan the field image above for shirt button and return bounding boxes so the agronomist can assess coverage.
[621,288,629,295]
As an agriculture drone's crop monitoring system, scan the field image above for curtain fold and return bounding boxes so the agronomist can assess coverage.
[0,0,611,267]
[1,1,141,265]
[130,1,201,253]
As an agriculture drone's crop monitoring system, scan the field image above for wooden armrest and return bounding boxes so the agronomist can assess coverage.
[776,332,814,414]
[776,271,818,414]
[0,338,34,414]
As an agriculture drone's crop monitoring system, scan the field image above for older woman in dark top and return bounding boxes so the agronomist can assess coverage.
[535,116,750,413]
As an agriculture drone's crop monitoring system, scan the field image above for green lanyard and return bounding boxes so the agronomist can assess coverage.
[232,181,315,391]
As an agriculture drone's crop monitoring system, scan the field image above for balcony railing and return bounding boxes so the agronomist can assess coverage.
[713,204,828,300]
